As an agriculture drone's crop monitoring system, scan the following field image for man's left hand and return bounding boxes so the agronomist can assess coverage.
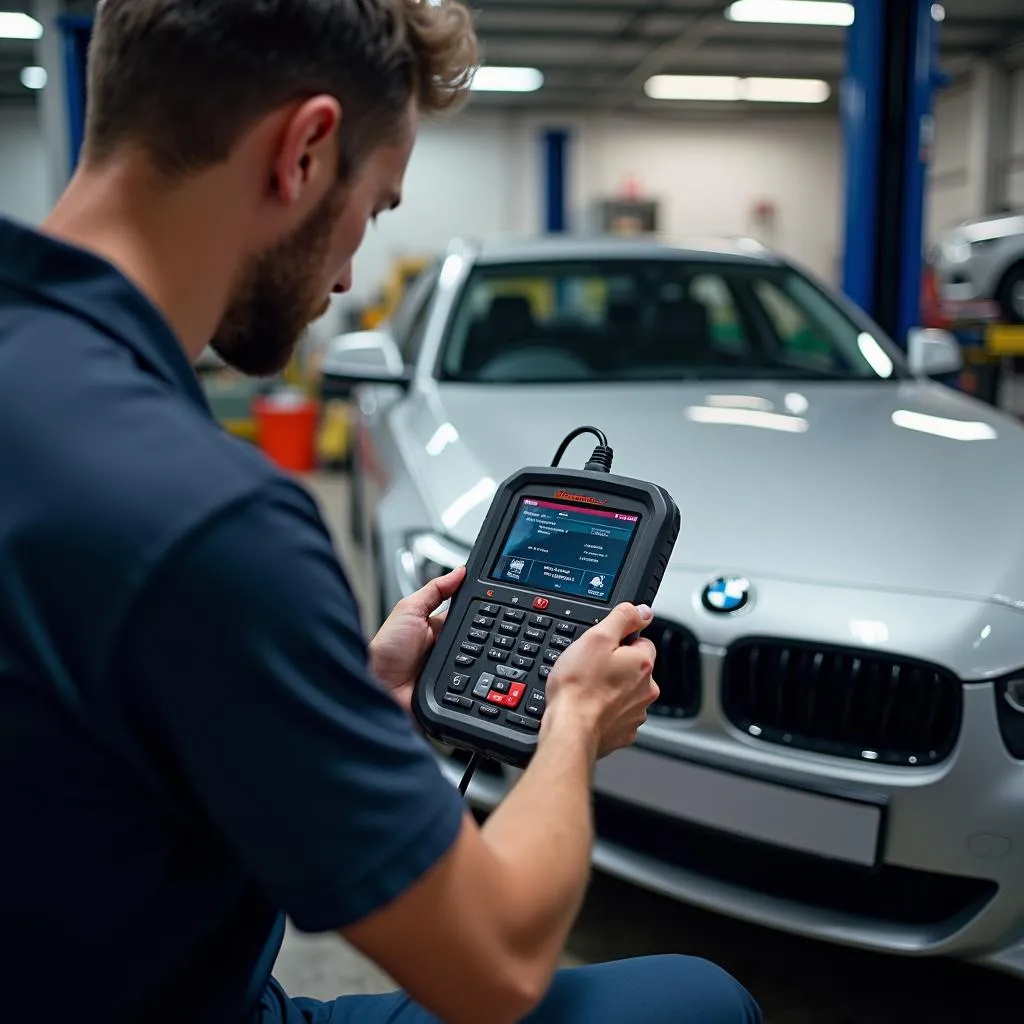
[369,565,467,713]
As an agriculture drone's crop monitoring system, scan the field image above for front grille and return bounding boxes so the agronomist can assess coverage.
[645,618,701,719]
[594,794,996,930]
[721,639,962,766]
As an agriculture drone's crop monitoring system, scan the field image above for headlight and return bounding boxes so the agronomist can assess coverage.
[940,235,972,265]
[995,676,1024,760]
[398,532,470,595]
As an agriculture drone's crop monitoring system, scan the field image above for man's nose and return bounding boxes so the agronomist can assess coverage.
[333,265,353,295]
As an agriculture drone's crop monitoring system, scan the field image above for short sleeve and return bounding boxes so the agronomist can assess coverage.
[114,479,465,932]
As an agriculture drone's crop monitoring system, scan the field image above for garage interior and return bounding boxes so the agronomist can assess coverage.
[4,0,1024,1021]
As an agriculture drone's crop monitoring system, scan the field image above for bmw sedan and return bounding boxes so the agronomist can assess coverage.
[324,235,1024,979]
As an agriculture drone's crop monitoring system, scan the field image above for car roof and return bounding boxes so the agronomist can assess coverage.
[461,233,785,267]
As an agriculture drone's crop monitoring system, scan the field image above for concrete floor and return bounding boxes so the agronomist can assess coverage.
[274,473,1024,1022]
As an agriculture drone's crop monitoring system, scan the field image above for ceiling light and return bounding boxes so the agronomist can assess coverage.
[646,75,741,101]
[744,77,831,103]
[0,12,43,39]
[20,66,47,91]
[645,75,830,104]
[470,66,544,93]
[725,1,854,27]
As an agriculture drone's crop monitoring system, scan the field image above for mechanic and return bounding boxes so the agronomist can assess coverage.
[0,2,762,1022]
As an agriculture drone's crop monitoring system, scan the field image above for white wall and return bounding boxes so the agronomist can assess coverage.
[927,82,973,238]
[1009,68,1024,208]
[572,114,841,283]
[0,106,51,228]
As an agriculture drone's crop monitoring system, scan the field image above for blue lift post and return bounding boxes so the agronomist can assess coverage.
[842,0,943,347]
[55,15,94,176]
[542,128,570,235]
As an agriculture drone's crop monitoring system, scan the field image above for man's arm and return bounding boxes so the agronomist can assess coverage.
[342,698,598,1024]
[116,479,652,1024]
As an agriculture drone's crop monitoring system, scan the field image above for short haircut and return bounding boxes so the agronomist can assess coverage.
[83,0,479,181]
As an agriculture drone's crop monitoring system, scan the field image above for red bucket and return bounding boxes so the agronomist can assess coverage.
[253,392,318,473]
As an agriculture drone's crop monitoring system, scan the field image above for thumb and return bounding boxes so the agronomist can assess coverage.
[411,564,466,614]
[597,602,654,642]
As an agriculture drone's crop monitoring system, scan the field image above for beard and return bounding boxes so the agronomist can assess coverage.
[210,186,343,378]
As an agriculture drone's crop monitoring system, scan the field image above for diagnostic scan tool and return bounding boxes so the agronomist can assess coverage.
[413,427,680,777]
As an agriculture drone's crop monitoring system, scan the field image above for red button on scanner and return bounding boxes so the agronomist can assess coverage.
[532,597,550,611]
[486,683,526,709]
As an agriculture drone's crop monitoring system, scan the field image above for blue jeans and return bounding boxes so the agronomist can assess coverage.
[260,956,762,1023]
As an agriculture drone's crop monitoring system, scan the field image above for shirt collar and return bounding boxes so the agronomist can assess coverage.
[0,216,211,414]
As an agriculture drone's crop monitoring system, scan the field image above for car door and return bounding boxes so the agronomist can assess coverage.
[352,262,442,549]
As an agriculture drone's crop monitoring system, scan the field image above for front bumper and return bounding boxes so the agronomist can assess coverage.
[431,571,1024,977]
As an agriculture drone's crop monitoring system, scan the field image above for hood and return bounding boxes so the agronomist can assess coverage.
[396,379,1024,605]
[951,211,1024,243]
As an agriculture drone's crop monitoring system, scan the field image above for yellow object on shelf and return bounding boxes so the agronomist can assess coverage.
[986,325,1024,357]
[361,255,433,330]
[316,399,352,467]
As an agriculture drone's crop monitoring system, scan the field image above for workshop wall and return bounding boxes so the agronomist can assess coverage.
[926,82,973,239]
[0,107,50,227]
[1009,68,1024,208]
[573,114,841,284]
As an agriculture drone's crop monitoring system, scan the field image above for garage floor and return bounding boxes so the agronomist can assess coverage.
[274,473,1024,1023]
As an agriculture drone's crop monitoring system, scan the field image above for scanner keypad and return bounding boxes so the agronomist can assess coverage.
[443,597,596,734]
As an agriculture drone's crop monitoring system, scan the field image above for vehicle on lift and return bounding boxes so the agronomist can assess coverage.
[932,210,1024,323]
[323,234,1024,980]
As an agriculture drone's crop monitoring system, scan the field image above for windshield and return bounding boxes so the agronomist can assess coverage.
[438,259,905,384]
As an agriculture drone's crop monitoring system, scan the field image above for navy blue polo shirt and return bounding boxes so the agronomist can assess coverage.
[0,217,465,1022]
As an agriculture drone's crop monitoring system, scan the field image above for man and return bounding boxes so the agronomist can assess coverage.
[0,2,762,1022]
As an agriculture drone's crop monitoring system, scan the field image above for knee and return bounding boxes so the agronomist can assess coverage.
[657,955,762,1024]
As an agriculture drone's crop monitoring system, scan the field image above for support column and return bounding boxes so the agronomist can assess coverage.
[541,128,570,234]
[966,60,1011,216]
[32,0,70,205]
[841,0,943,346]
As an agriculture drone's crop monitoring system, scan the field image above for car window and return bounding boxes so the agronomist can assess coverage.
[689,274,749,356]
[438,259,904,384]
[752,279,837,372]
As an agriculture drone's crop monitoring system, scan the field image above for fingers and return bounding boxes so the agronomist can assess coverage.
[409,565,466,614]
[595,602,654,643]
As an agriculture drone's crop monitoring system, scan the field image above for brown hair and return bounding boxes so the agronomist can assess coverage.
[83,0,479,181]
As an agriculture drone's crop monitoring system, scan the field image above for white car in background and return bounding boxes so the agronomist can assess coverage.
[323,234,1024,979]
[932,210,1024,323]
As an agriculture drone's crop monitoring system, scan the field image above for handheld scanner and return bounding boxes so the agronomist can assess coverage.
[412,466,681,768]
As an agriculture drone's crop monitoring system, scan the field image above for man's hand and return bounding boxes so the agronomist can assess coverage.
[369,566,467,713]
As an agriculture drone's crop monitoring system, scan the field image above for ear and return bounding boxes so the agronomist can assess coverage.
[270,95,342,207]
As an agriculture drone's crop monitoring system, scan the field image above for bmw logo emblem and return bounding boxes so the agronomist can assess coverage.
[702,576,751,614]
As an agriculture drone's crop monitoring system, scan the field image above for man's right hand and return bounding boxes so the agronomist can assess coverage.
[542,603,659,760]
[342,603,661,1024]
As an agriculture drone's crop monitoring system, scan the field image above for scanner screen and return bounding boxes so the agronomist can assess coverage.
[489,498,640,604]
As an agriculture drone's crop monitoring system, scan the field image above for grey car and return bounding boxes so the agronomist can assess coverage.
[324,235,1024,979]
[931,210,1024,323]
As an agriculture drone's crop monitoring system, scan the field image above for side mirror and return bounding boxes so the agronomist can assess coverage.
[907,327,963,378]
[320,330,411,396]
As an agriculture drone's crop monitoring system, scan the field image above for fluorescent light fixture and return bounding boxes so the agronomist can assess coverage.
[725,0,854,26]
[470,66,543,93]
[745,77,831,104]
[20,66,47,91]
[645,74,830,104]
[0,12,43,39]
[891,409,997,442]
[646,75,741,101]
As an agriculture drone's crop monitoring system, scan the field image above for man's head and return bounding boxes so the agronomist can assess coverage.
[82,0,479,375]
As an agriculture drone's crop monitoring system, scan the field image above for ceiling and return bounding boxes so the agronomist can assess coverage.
[2,0,1024,114]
